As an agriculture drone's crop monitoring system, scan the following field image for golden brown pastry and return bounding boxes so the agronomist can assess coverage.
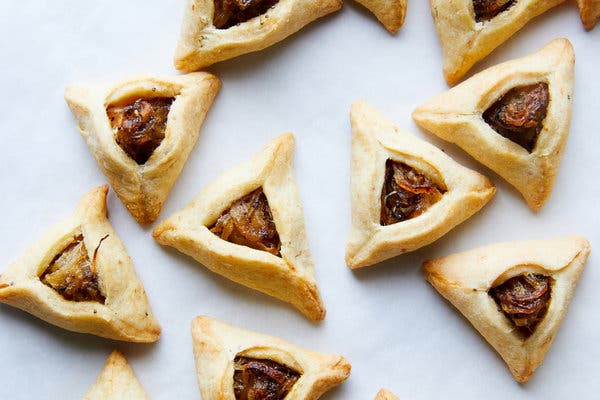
[174,0,343,71]
[578,0,600,29]
[346,102,495,269]
[429,0,566,84]
[65,73,221,224]
[153,134,325,321]
[191,316,351,399]
[375,389,400,400]
[354,0,407,34]
[423,236,591,382]
[0,186,160,342]
[83,350,149,400]
[413,39,574,211]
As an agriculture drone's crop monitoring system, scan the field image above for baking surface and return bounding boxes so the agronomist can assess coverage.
[0,1,598,398]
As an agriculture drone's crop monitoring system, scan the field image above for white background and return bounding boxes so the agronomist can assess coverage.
[0,1,598,399]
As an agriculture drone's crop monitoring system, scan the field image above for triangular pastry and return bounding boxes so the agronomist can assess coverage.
[413,39,574,211]
[153,134,326,321]
[429,0,566,84]
[578,0,600,30]
[191,316,351,399]
[174,0,343,71]
[345,102,495,269]
[353,0,407,34]
[65,72,221,224]
[423,236,591,383]
[84,350,149,400]
[0,186,161,342]
[375,389,400,400]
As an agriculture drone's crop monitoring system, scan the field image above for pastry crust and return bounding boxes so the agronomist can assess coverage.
[423,236,591,383]
[413,39,574,211]
[578,0,600,30]
[153,134,325,321]
[0,186,161,342]
[353,0,407,34]
[65,73,221,224]
[429,0,566,84]
[375,389,400,400]
[191,316,351,399]
[84,350,149,400]
[346,102,495,269]
[174,0,343,71]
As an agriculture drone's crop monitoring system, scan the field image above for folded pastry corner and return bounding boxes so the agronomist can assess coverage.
[413,38,574,211]
[423,236,591,382]
[578,0,600,30]
[153,134,326,321]
[83,350,149,400]
[191,316,351,399]
[0,185,161,342]
[174,0,343,71]
[375,388,400,400]
[65,72,221,224]
[345,101,495,269]
[429,0,566,84]
[354,0,407,34]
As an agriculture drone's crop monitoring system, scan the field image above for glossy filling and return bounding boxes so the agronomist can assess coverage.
[473,0,516,22]
[107,97,175,165]
[213,0,280,29]
[233,356,300,400]
[380,159,446,226]
[40,234,106,303]
[489,273,551,338]
[210,188,281,256]
[483,83,549,152]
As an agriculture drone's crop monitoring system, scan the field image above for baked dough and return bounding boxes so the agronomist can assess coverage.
[429,0,566,84]
[413,39,574,211]
[423,236,591,383]
[174,0,343,71]
[375,389,400,400]
[65,72,221,224]
[346,102,495,269]
[353,0,407,34]
[0,186,161,342]
[84,350,149,400]
[153,134,325,321]
[578,0,600,30]
[191,316,351,399]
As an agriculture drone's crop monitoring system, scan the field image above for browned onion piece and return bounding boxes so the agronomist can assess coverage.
[210,188,281,256]
[380,159,446,226]
[40,234,106,303]
[483,83,549,152]
[233,356,300,400]
[213,0,280,29]
[489,273,551,338]
[107,97,174,165]
[473,0,516,22]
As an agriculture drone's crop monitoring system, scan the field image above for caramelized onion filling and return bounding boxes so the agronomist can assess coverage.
[233,356,300,400]
[40,234,106,303]
[210,188,281,256]
[107,97,174,165]
[483,83,549,152]
[473,0,516,22]
[213,0,280,29]
[489,273,551,338]
[380,159,446,226]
